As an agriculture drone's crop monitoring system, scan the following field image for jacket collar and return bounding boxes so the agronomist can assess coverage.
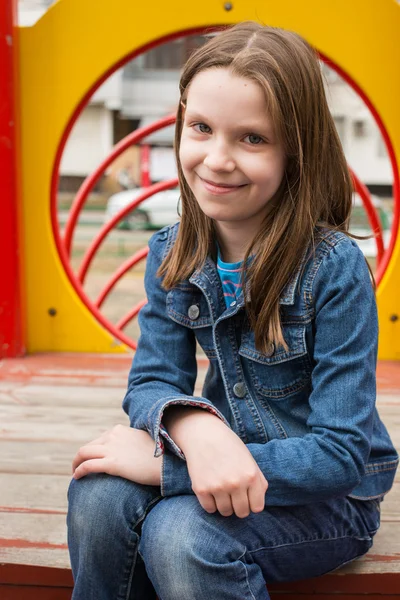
[189,251,307,309]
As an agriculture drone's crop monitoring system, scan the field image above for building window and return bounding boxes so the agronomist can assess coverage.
[353,119,366,138]
[333,116,346,146]
[123,36,207,77]
[144,36,206,69]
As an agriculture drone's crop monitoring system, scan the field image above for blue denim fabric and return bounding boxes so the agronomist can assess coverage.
[123,223,398,503]
[67,473,381,600]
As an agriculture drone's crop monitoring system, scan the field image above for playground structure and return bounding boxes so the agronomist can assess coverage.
[1,2,400,598]
[1,0,400,359]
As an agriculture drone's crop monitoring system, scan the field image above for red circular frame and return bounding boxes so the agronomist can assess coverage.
[50,27,400,350]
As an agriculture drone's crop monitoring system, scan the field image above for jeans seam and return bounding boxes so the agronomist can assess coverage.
[247,533,372,555]
[117,542,138,600]
[120,495,162,600]
[235,548,258,600]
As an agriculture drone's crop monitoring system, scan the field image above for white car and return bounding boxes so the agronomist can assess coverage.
[105,188,392,253]
[105,187,181,229]
[350,193,392,257]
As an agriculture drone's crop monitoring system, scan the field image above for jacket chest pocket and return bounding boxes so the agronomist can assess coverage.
[166,286,216,358]
[239,323,311,399]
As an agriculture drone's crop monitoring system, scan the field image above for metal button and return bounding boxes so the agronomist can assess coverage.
[264,342,275,357]
[188,304,200,320]
[230,300,237,307]
[233,382,246,398]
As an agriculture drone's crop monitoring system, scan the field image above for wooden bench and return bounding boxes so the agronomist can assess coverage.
[0,354,399,599]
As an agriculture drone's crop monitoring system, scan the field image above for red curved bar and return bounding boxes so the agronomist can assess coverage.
[48,229,139,349]
[63,114,176,255]
[350,169,385,266]
[77,178,179,284]
[95,247,149,308]
[319,52,399,285]
[116,299,148,331]
[47,34,398,352]
[49,27,222,351]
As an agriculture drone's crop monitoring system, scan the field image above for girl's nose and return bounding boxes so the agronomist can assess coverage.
[203,142,235,172]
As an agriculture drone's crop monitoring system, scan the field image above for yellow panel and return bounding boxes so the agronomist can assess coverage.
[17,0,400,355]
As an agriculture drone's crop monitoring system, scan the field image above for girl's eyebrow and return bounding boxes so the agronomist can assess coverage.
[185,111,273,137]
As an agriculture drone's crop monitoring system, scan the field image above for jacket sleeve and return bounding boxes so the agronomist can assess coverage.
[122,226,229,459]
[161,238,379,504]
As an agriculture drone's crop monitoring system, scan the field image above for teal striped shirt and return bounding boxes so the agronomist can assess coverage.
[217,251,244,307]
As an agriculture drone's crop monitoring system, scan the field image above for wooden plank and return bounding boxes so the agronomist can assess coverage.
[0,381,126,407]
[0,512,69,570]
[270,591,400,600]
[0,403,129,442]
[0,354,399,592]
[269,572,400,594]
[0,440,81,475]
[0,353,209,387]
[380,481,400,520]
[0,563,72,586]
[0,546,70,570]
[0,474,71,509]
[0,585,72,600]
[376,361,400,393]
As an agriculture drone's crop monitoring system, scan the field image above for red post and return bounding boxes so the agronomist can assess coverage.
[0,0,25,357]
[140,144,151,187]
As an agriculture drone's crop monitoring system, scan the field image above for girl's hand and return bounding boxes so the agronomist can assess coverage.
[164,408,268,518]
[72,424,162,486]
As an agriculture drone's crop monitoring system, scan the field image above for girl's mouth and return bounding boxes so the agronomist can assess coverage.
[198,176,247,195]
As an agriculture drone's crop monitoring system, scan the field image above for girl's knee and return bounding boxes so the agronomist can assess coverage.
[68,475,118,542]
[140,496,257,599]
[140,496,243,572]
[67,474,158,544]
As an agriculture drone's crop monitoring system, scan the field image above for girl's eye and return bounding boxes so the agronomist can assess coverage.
[193,123,211,134]
[245,134,264,145]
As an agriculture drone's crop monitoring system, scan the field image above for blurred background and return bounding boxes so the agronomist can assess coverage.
[19,1,394,344]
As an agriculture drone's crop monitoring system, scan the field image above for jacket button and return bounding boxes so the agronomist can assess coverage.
[188,304,200,320]
[233,382,246,398]
[265,342,275,357]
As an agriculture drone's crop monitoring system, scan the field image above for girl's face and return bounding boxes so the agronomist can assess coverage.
[179,67,286,239]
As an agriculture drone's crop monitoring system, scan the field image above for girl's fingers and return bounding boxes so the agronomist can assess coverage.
[231,489,251,519]
[247,474,268,514]
[72,444,107,472]
[195,491,218,514]
[214,491,234,517]
[73,458,110,480]
[86,433,108,446]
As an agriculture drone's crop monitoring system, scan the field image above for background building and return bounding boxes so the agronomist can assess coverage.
[19,1,393,199]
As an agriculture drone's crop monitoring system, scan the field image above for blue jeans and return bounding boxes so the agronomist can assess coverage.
[67,474,380,600]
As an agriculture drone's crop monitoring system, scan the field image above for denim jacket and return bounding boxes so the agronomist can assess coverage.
[123,223,398,505]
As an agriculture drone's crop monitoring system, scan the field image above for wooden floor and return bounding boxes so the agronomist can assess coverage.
[0,354,399,599]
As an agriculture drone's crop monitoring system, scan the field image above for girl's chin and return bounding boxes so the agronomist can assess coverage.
[197,207,241,222]
[194,198,242,221]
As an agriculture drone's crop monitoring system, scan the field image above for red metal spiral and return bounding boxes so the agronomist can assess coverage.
[95,247,149,309]
[62,114,176,256]
[77,178,178,284]
[350,169,385,265]
[52,50,398,346]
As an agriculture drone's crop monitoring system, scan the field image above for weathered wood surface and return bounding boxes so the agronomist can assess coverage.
[0,354,399,588]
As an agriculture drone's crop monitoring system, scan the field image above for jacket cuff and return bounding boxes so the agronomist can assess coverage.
[161,451,193,496]
[159,423,186,459]
[152,396,229,458]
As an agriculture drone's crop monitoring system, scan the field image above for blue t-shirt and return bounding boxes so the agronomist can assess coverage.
[217,251,244,307]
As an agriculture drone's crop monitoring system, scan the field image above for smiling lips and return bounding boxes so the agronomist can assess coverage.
[198,175,247,195]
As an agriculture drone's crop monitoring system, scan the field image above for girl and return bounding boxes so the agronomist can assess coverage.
[67,22,398,600]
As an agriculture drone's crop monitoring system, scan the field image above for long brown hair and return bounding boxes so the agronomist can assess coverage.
[159,22,354,353]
